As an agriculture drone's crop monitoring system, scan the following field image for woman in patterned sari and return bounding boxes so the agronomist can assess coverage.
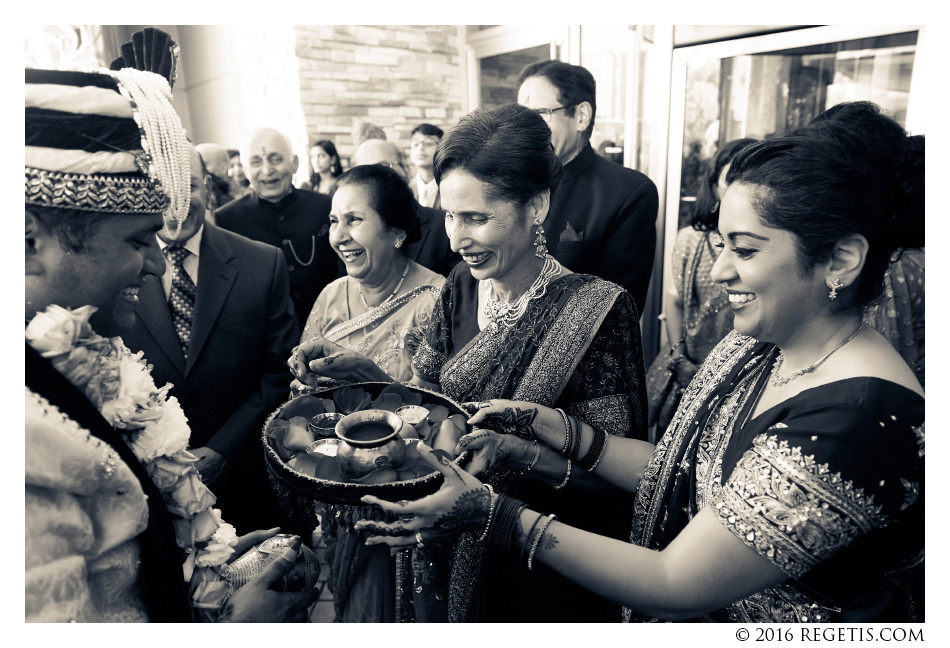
[299,164,443,622]
[291,104,647,622]
[356,102,924,622]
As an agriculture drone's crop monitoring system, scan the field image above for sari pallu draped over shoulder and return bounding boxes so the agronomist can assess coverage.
[630,330,925,622]
[412,268,648,622]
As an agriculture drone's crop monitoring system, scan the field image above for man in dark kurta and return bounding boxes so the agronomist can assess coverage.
[518,61,659,315]
[215,128,339,331]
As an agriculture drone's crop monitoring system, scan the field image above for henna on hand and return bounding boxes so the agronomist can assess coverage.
[480,407,539,440]
[430,487,490,533]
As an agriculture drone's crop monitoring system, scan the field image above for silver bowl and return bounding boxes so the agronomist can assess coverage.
[335,409,406,478]
[309,412,345,438]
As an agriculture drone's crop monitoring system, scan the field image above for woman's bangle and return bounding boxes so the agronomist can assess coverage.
[568,416,582,461]
[518,441,541,475]
[553,459,571,489]
[485,494,526,552]
[576,427,607,472]
[520,511,544,560]
[474,484,497,542]
[556,408,572,454]
[527,514,557,571]
[588,434,609,474]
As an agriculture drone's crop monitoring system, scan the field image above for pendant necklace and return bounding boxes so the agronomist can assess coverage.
[769,323,864,387]
[358,259,409,310]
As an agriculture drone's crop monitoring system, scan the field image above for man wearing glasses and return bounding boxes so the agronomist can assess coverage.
[517,60,659,316]
[409,123,444,210]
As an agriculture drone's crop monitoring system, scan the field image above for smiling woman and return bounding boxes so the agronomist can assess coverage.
[353,101,924,624]
[290,103,649,623]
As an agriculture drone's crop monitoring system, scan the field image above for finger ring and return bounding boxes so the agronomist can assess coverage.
[401,514,414,523]
[415,531,424,548]
[477,401,493,410]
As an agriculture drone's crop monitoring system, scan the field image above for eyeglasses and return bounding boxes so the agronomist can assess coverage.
[532,104,575,122]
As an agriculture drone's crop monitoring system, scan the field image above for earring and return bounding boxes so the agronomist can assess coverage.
[394,240,402,249]
[533,217,547,259]
[827,277,843,300]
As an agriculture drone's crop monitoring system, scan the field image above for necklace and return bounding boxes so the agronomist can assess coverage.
[482,255,562,329]
[359,259,410,309]
[769,323,864,387]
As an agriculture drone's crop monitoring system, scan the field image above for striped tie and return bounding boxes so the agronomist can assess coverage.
[164,246,196,358]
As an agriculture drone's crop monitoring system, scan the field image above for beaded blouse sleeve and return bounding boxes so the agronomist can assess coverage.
[711,388,924,579]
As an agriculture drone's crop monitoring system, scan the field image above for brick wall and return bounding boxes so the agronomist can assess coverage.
[294,25,465,169]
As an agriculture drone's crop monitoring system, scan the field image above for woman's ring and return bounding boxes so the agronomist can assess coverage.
[415,531,425,548]
[477,401,493,410]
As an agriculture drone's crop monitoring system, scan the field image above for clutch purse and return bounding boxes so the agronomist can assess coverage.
[221,534,321,592]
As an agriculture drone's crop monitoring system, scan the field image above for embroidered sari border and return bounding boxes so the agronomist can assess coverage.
[325,284,440,342]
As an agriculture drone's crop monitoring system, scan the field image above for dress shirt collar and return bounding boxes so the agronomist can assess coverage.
[158,224,204,258]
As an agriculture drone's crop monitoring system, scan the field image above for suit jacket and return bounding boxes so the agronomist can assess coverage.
[407,204,460,277]
[122,223,299,472]
[215,187,338,331]
[546,143,659,316]
[411,176,441,211]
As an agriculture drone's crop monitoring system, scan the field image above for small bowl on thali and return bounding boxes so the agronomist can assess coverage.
[395,405,429,426]
[306,438,339,457]
[309,412,344,438]
[262,382,471,527]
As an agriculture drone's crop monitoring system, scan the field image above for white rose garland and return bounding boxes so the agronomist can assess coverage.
[26,304,237,611]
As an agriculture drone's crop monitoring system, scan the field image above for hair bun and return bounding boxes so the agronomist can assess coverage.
[889,134,925,251]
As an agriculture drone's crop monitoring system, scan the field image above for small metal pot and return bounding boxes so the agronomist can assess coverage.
[335,409,406,478]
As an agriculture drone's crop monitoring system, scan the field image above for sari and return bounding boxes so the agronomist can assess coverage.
[302,261,444,382]
[411,265,648,622]
[301,260,443,622]
[632,330,924,622]
[646,227,732,431]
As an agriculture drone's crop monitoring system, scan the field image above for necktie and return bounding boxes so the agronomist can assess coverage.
[164,246,196,358]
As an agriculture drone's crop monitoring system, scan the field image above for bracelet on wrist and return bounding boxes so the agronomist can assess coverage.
[553,459,571,489]
[568,416,582,461]
[520,511,544,560]
[527,514,557,571]
[556,408,572,454]
[485,494,526,553]
[588,433,609,474]
[576,427,607,472]
[518,441,541,475]
[474,484,497,542]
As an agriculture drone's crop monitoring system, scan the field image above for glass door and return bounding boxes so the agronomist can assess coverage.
[464,26,567,111]
[661,25,923,343]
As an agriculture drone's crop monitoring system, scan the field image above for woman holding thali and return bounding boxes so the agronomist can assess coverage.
[350,103,925,623]
[290,103,648,622]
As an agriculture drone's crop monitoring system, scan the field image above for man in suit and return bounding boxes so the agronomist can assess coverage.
[123,144,300,534]
[351,138,459,276]
[518,61,659,315]
[216,128,338,332]
[409,123,444,210]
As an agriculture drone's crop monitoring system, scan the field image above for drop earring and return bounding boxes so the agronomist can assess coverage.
[827,277,843,300]
[534,217,547,259]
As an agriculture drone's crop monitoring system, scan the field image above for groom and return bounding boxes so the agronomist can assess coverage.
[25,49,317,621]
